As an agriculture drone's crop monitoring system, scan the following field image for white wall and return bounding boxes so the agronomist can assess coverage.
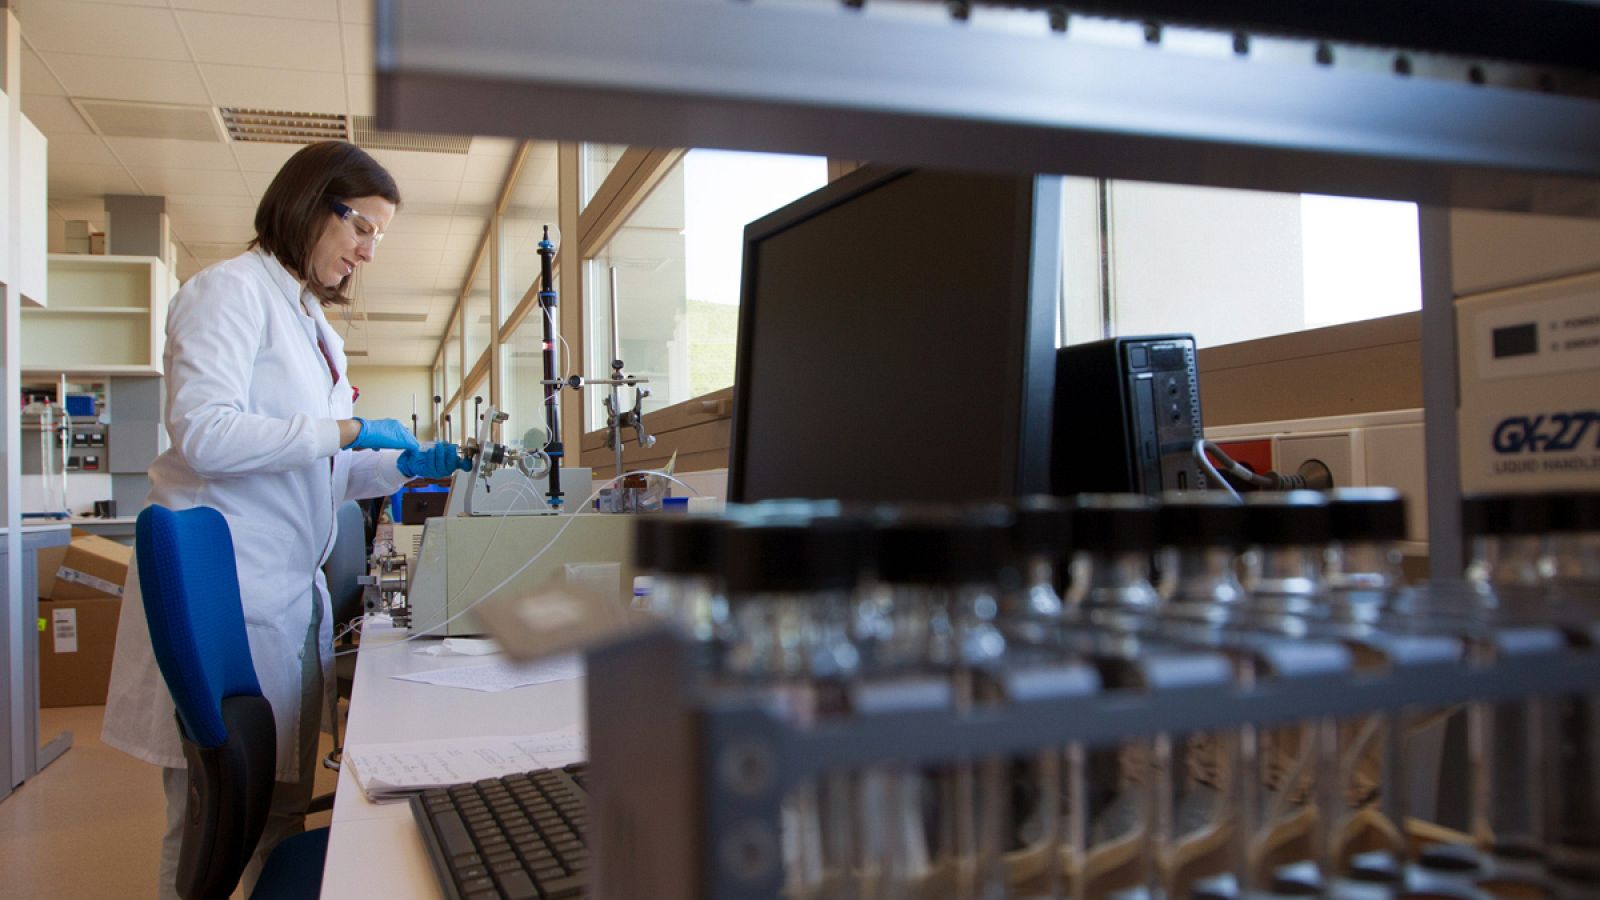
[346,365,434,440]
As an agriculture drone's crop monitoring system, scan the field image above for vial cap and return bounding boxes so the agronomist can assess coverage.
[1327,487,1408,543]
[631,514,663,569]
[1241,490,1330,546]
[722,516,868,594]
[1547,491,1600,534]
[654,516,725,576]
[1156,491,1243,547]
[1012,495,1072,556]
[1070,493,1158,553]
[875,505,1014,584]
[1461,493,1550,537]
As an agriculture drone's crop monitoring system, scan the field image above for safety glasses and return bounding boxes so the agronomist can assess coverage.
[330,200,386,247]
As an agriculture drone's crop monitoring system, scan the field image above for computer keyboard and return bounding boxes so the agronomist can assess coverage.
[410,762,589,900]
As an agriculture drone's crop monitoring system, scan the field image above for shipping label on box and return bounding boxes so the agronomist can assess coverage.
[52,608,79,654]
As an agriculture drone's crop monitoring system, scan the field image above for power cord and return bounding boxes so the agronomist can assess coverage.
[1193,439,1332,498]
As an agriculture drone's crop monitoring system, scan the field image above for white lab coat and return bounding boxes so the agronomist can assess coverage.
[103,248,410,781]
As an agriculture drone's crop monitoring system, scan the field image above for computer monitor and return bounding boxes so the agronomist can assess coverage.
[728,166,1063,504]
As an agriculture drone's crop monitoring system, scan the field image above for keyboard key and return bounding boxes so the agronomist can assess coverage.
[536,873,587,898]
[459,875,496,892]
[450,853,483,869]
[496,869,540,900]
[433,811,476,858]
[534,866,566,882]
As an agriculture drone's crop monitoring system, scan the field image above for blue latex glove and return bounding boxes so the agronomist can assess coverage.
[397,442,471,479]
[348,417,420,452]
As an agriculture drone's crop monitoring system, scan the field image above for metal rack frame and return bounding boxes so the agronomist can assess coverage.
[375,0,1600,217]
[586,625,1600,898]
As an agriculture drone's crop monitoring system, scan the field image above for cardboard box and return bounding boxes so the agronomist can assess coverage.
[48,533,131,601]
[38,596,122,707]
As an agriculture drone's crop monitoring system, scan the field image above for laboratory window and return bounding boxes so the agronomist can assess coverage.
[582,148,828,431]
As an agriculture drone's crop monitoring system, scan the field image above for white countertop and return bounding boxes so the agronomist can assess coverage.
[319,620,585,898]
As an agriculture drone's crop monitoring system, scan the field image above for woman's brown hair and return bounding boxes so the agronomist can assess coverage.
[251,141,400,306]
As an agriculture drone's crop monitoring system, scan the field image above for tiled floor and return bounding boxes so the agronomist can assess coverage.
[0,705,337,899]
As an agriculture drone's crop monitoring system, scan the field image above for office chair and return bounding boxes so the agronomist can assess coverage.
[317,500,367,780]
[136,504,328,900]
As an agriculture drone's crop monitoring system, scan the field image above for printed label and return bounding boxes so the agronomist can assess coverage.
[1481,409,1600,481]
[1474,288,1600,381]
[53,609,78,654]
[56,566,124,597]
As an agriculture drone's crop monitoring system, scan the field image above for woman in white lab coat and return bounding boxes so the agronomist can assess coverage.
[101,141,469,898]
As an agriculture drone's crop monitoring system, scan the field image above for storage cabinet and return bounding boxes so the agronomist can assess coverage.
[22,255,171,376]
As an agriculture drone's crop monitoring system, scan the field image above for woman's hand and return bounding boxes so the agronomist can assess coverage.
[397,443,472,479]
[343,417,420,451]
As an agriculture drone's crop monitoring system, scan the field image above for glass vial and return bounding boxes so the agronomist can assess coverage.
[721,515,869,900]
[1155,492,1247,899]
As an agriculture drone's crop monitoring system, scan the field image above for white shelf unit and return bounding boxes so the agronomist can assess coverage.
[22,254,171,376]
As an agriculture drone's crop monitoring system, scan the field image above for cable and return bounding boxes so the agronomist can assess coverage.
[336,468,701,657]
[1193,440,1241,501]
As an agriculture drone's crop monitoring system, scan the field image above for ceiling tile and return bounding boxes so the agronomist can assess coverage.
[229,141,301,174]
[48,163,142,197]
[128,165,250,197]
[242,170,277,198]
[346,75,375,117]
[18,1,190,61]
[454,180,499,207]
[448,216,484,236]
[395,201,456,219]
[20,94,93,133]
[201,64,347,114]
[46,53,211,106]
[361,262,443,289]
[526,141,559,159]
[371,231,445,260]
[47,132,121,167]
[177,11,342,72]
[21,46,66,96]
[172,0,337,22]
[369,148,468,184]
[168,203,257,234]
[468,137,518,159]
[462,152,515,184]
[340,0,374,26]
[386,213,453,235]
[342,23,373,73]
[398,179,461,206]
[105,136,239,171]
[50,195,108,214]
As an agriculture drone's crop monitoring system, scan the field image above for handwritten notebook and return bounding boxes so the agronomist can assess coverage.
[344,727,587,802]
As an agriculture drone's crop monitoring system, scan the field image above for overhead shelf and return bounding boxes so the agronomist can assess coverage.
[375,0,1600,216]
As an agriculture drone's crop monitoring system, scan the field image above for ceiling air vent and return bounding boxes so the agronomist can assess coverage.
[351,115,472,154]
[221,108,349,145]
[74,100,224,141]
[364,312,430,323]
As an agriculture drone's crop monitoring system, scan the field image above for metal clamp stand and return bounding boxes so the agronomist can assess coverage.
[540,264,655,497]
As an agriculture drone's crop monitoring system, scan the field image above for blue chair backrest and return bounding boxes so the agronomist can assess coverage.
[136,505,263,749]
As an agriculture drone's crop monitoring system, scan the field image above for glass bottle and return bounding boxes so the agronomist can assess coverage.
[871,506,1014,900]
[1001,496,1078,899]
[1541,491,1600,887]
[1463,494,1552,867]
[648,515,730,677]
[1320,488,1432,886]
[721,515,869,900]
[1063,494,1163,900]
[1153,492,1247,899]
[1237,491,1340,895]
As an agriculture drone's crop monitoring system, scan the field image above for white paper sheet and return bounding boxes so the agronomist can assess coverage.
[345,728,587,801]
[390,654,584,692]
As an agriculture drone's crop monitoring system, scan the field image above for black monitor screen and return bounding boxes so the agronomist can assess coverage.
[729,167,1062,504]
